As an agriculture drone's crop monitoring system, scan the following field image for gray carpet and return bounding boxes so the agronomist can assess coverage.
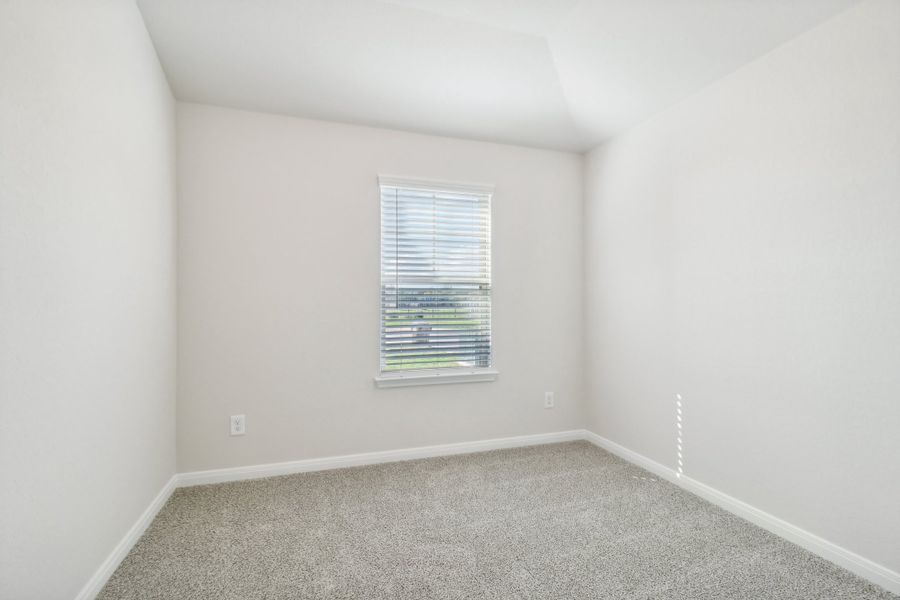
[99,442,897,599]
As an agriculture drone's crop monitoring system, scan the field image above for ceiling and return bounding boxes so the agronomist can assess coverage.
[136,0,860,152]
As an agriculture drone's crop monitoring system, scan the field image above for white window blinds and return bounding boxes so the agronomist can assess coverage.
[380,178,492,373]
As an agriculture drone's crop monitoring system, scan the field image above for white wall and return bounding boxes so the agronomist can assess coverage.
[177,103,583,472]
[0,1,176,598]
[584,0,900,575]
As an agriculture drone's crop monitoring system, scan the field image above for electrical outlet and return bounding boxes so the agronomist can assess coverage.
[230,414,246,436]
[544,392,555,409]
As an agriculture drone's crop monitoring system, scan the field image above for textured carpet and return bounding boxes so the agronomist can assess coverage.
[99,442,897,599]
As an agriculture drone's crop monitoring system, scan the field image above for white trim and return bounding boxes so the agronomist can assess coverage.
[583,431,900,596]
[74,475,177,600]
[378,174,494,196]
[583,431,682,485]
[177,429,581,487]
[374,368,498,388]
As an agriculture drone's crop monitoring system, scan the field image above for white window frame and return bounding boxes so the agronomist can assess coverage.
[374,175,498,388]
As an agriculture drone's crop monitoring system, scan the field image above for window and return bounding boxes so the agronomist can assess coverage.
[375,176,496,387]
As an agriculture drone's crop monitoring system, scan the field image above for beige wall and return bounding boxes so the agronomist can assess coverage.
[0,1,177,598]
[584,0,900,574]
[176,103,584,472]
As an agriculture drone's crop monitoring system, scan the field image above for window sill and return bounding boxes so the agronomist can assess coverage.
[374,368,499,388]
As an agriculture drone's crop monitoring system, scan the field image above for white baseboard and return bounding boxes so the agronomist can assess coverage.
[583,431,682,484]
[74,475,177,600]
[177,429,584,487]
[584,430,900,596]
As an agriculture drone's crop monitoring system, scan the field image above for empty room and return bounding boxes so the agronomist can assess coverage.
[2,0,899,598]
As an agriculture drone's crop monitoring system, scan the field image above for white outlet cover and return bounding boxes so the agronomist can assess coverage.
[230,414,246,436]
[544,392,555,409]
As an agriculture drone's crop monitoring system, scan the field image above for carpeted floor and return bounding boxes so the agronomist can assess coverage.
[99,441,897,599]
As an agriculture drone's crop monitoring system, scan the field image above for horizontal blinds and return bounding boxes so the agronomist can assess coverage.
[381,184,492,372]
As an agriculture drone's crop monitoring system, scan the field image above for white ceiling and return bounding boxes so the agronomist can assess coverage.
[137,0,860,152]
